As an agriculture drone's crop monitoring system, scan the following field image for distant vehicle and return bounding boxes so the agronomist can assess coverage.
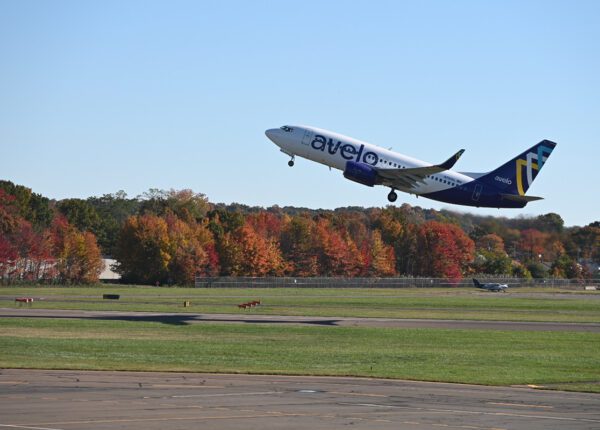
[472,278,509,292]
[265,125,556,208]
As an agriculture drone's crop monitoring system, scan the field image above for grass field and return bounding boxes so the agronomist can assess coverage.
[1,317,599,390]
[1,285,599,392]
[1,285,599,322]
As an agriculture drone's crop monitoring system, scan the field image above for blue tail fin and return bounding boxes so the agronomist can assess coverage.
[477,140,557,195]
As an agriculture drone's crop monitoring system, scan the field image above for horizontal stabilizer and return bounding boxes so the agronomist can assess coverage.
[500,193,544,203]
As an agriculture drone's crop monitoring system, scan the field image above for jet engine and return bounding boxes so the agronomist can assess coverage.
[343,161,379,187]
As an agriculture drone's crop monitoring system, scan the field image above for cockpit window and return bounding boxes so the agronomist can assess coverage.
[280,125,293,132]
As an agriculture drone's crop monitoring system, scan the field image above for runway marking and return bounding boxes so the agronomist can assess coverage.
[0,425,65,430]
[486,402,553,409]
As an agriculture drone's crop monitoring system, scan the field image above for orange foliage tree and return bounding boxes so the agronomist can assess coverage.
[219,223,285,276]
[116,213,217,284]
[364,230,396,277]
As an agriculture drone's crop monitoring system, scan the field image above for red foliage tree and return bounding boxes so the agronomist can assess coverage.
[414,221,474,279]
[314,218,362,277]
[518,229,548,260]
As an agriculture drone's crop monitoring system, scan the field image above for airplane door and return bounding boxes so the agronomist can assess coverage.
[472,184,482,202]
[301,129,313,146]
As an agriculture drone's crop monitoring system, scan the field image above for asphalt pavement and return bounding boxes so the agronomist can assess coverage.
[1,369,599,430]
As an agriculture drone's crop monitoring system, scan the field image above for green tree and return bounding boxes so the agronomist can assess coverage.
[87,191,140,255]
[115,215,171,284]
[0,180,53,230]
[526,261,548,279]
[57,199,101,234]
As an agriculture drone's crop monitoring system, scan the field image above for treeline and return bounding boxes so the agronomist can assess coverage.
[0,181,103,283]
[1,180,598,285]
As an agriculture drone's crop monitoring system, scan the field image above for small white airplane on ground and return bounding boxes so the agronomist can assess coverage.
[472,278,509,292]
[265,125,556,208]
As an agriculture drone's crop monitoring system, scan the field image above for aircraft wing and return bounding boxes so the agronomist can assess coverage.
[375,149,465,189]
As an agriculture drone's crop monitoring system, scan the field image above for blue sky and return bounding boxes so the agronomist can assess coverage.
[1,1,598,226]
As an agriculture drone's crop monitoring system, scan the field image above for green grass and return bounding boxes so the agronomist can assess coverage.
[2,285,599,322]
[2,285,599,392]
[1,317,599,391]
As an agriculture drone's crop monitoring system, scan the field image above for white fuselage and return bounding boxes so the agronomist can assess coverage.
[266,125,475,195]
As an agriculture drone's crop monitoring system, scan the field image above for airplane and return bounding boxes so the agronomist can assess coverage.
[265,125,556,208]
[472,278,509,292]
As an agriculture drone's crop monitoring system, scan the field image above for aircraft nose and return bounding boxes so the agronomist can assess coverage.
[265,128,279,142]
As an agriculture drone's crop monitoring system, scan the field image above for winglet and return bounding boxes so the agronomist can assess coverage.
[438,149,465,170]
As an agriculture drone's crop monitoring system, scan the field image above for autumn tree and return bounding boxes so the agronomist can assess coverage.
[116,213,218,284]
[165,213,217,282]
[55,230,104,284]
[364,230,396,277]
[0,189,19,235]
[219,223,285,276]
[246,212,283,242]
[570,222,600,262]
[472,233,512,275]
[371,207,406,273]
[313,218,362,277]
[50,216,103,284]
[413,221,474,279]
[12,219,54,281]
[518,229,548,261]
[552,254,583,279]
[280,216,319,276]
[0,234,17,280]
[139,189,210,223]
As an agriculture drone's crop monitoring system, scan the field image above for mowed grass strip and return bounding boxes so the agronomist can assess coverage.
[1,317,599,391]
[2,286,600,322]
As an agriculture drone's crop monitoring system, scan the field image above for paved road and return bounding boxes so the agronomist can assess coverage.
[2,307,600,331]
[0,369,598,430]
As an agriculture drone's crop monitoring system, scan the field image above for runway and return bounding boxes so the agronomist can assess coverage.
[2,308,600,331]
[0,369,598,430]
